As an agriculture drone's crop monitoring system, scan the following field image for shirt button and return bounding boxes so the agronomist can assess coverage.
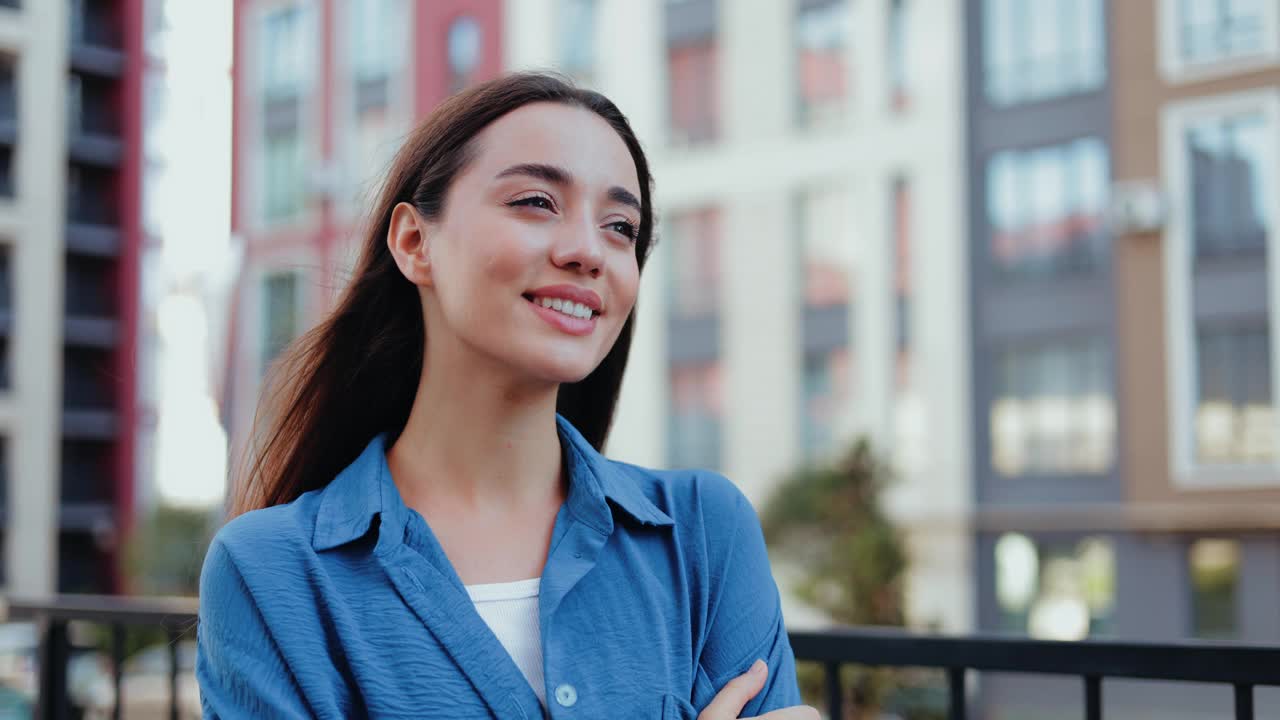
[554,683,578,707]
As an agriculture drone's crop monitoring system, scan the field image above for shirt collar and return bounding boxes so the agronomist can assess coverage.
[312,413,673,552]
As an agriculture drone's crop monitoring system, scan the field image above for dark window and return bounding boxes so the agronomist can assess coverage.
[1195,321,1273,465]
[990,337,1115,476]
[983,0,1105,106]
[794,0,849,129]
[1178,0,1267,64]
[70,0,123,49]
[1188,538,1240,639]
[63,346,115,410]
[65,253,118,317]
[0,59,15,128]
[986,137,1109,280]
[68,71,120,139]
[59,531,112,594]
[60,438,114,504]
[1188,113,1269,257]
[66,164,119,226]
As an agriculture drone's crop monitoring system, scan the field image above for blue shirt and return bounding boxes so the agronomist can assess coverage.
[196,414,802,719]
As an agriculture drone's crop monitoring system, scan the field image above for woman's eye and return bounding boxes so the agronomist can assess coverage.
[509,195,554,211]
[607,220,638,241]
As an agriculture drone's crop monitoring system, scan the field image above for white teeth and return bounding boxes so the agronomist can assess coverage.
[532,296,595,319]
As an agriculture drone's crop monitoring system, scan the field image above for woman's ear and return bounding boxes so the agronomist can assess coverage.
[387,201,434,287]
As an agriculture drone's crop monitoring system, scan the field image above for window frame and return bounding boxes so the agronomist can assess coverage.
[1160,87,1280,488]
[1158,0,1280,84]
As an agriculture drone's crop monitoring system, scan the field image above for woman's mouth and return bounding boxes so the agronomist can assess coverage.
[522,293,599,336]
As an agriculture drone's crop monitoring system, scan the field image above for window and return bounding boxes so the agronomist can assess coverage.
[263,132,304,221]
[1161,0,1279,79]
[794,0,849,129]
[990,337,1115,477]
[262,272,300,373]
[262,6,306,100]
[890,177,926,474]
[559,0,597,83]
[1188,538,1240,639]
[1188,113,1269,256]
[801,349,850,460]
[983,0,1105,106]
[987,137,1109,281]
[667,363,722,470]
[666,0,719,148]
[447,15,483,93]
[352,0,396,82]
[350,0,401,197]
[1162,91,1280,483]
[1195,322,1272,465]
[798,186,851,308]
[886,0,908,111]
[996,533,1115,640]
[665,208,722,318]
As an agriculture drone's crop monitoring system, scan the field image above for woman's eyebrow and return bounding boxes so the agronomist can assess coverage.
[495,162,641,212]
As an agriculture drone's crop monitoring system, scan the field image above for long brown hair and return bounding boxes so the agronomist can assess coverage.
[228,73,656,519]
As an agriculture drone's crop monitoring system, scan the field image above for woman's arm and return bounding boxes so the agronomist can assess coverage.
[196,538,314,719]
[693,477,804,717]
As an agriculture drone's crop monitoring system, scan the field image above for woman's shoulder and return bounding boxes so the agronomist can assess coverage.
[604,459,759,537]
[201,490,325,585]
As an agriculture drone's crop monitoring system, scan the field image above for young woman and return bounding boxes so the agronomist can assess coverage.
[196,73,817,720]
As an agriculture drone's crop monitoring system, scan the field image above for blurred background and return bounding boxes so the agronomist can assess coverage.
[0,0,1278,717]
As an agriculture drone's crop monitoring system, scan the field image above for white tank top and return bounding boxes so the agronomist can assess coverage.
[464,577,546,710]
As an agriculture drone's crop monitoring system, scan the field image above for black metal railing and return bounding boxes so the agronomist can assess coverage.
[7,594,199,720]
[8,596,1280,719]
[791,626,1280,720]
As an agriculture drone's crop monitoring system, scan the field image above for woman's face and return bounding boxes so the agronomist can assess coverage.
[403,102,643,385]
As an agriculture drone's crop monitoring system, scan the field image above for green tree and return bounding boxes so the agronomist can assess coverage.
[761,436,930,719]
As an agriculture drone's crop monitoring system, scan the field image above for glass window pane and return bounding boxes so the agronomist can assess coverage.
[990,338,1115,476]
[1189,539,1240,639]
[667,363,723,469]
[795,0,850,129]
[983,0,1104,105]
[665,207,722,317]
[262,272,299,371]
[1188,113,1270,257]
[1195,322,1274,465]
[559,0,597,80]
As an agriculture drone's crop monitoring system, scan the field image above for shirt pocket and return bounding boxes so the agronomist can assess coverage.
[661,692,698,720]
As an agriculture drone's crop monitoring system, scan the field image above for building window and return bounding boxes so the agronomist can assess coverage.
[990,337,1115,477]
[558,0,597,84]
[666,3,719,147]
[262,6,307,100]
[1163,92,1279,482]
[1188,538,1240,639]
[1161,0,1279,79]
[794,0,849,129]
[801,349,851,460]
[447,15,483,93]
[995,533,1115,640]
[886,0,909,111]
[350,0,401,196]
[1188,113,1269,256]
[263,132,304,221]
[983,0,1105,106]
[1195,322,1273,465]
[798,186,851,308]
[668,363,722,470]
[986,137,1109,281]
[665,208,722,318]
[262,272,300,373]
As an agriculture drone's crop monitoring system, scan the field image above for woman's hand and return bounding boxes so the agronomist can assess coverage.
[697,660,821,720]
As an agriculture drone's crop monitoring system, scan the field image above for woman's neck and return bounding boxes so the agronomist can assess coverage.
[386,348,565,516]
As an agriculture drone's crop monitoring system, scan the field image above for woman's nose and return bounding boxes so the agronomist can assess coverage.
[550,218,604,277]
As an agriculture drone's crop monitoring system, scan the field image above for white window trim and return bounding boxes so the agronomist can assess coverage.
[1160,86,1280,488]
[1158,0,1280,85]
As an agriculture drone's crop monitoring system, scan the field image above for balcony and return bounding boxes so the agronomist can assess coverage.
[5,596,1279,719]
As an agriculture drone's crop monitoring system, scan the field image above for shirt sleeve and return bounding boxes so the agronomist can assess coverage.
[693,477,804,716]
[196,537,313,720]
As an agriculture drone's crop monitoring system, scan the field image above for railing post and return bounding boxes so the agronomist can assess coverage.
[111,623,124,720]
[168,627,180,720]
[35,619,71,720]
[1084,675,1101,720]
[824,662,842,720]
[1235,683,1253,720]
[947,667,966,720]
